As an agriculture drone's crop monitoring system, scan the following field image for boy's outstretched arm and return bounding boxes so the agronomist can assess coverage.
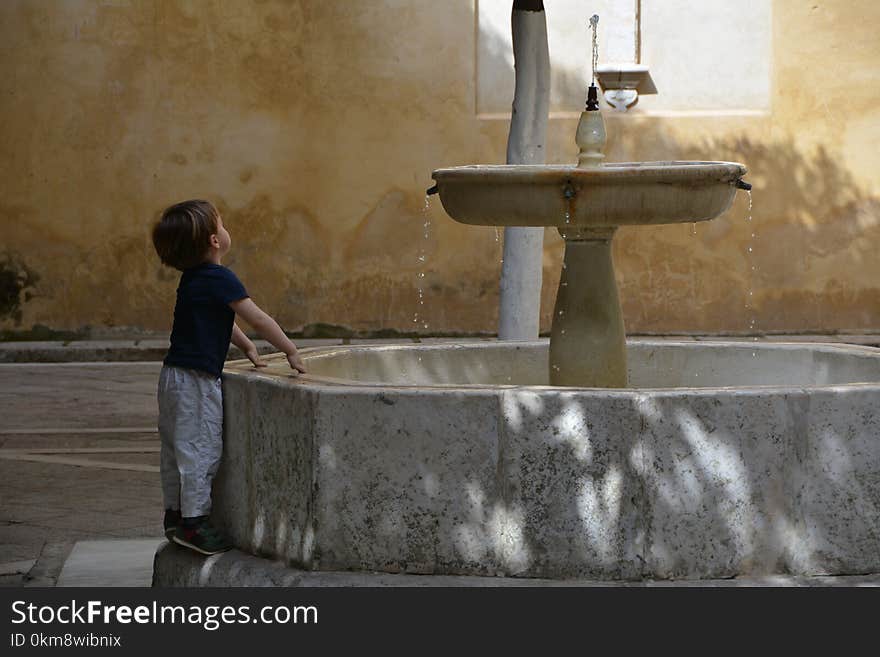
[231,322,266,368]
[229,298,307,373]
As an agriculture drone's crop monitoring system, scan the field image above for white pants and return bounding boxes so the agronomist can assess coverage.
[157,365,224,518]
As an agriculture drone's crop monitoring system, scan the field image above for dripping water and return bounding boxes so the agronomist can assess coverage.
[743,190,758,358]
[413,196,432,364]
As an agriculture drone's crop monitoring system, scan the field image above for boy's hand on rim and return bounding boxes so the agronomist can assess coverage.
[228,298,305,373]
[244,345,268,368]
[287,350,307,374]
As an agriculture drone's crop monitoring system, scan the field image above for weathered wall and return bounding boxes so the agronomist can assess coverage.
[1,0,878,336]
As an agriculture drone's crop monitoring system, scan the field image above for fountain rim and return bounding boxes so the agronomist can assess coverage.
[224,339,880,394]
[432,161,748,185]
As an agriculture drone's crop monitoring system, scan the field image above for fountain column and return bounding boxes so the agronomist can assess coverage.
[549,226,626,387]
[548,37,627,387]
[548,103,627,387]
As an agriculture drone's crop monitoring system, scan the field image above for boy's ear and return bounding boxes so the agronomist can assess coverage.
[209,233,220,249]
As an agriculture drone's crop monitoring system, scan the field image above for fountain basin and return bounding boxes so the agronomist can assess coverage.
[431,161,749,388]
[431,162,747,228]
[203,340,880,581]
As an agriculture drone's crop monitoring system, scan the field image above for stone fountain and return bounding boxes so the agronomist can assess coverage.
[154,18,880,587]
[431,84,748,387]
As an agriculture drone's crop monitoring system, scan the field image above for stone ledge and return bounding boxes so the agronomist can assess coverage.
[152,542,880,587]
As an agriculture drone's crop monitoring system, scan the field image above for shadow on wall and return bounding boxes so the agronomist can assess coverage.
[538,131,880,334]
[327,130,880,337]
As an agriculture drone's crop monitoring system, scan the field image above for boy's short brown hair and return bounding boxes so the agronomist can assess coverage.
[152,200,219,271]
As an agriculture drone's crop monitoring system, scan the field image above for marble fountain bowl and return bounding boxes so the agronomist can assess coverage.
[431,161,748,228]
[198,340,880,581]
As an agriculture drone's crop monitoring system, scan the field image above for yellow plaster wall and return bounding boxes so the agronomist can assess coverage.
[1,0,878,336]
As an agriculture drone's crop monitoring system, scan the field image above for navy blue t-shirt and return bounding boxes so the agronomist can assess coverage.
[164,263,249,377]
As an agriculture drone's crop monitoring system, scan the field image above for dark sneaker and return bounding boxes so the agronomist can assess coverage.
[172,519,232,556]
[163,509,181,540]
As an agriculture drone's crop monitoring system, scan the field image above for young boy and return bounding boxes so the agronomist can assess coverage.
[151,199,307,555]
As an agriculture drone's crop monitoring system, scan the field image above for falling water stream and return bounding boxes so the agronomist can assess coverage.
[744,189,758,357]
[687,189,757,378]
[413,196,431,333]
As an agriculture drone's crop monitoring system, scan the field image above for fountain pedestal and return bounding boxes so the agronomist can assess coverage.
[550,227,626,387]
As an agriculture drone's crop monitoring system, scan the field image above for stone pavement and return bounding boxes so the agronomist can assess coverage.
[1,335,879,587]
[0,362,164,586]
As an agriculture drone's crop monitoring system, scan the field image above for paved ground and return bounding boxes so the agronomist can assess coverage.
[0,362,164,586]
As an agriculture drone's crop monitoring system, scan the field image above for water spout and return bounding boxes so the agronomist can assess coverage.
[735,179,752,191]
